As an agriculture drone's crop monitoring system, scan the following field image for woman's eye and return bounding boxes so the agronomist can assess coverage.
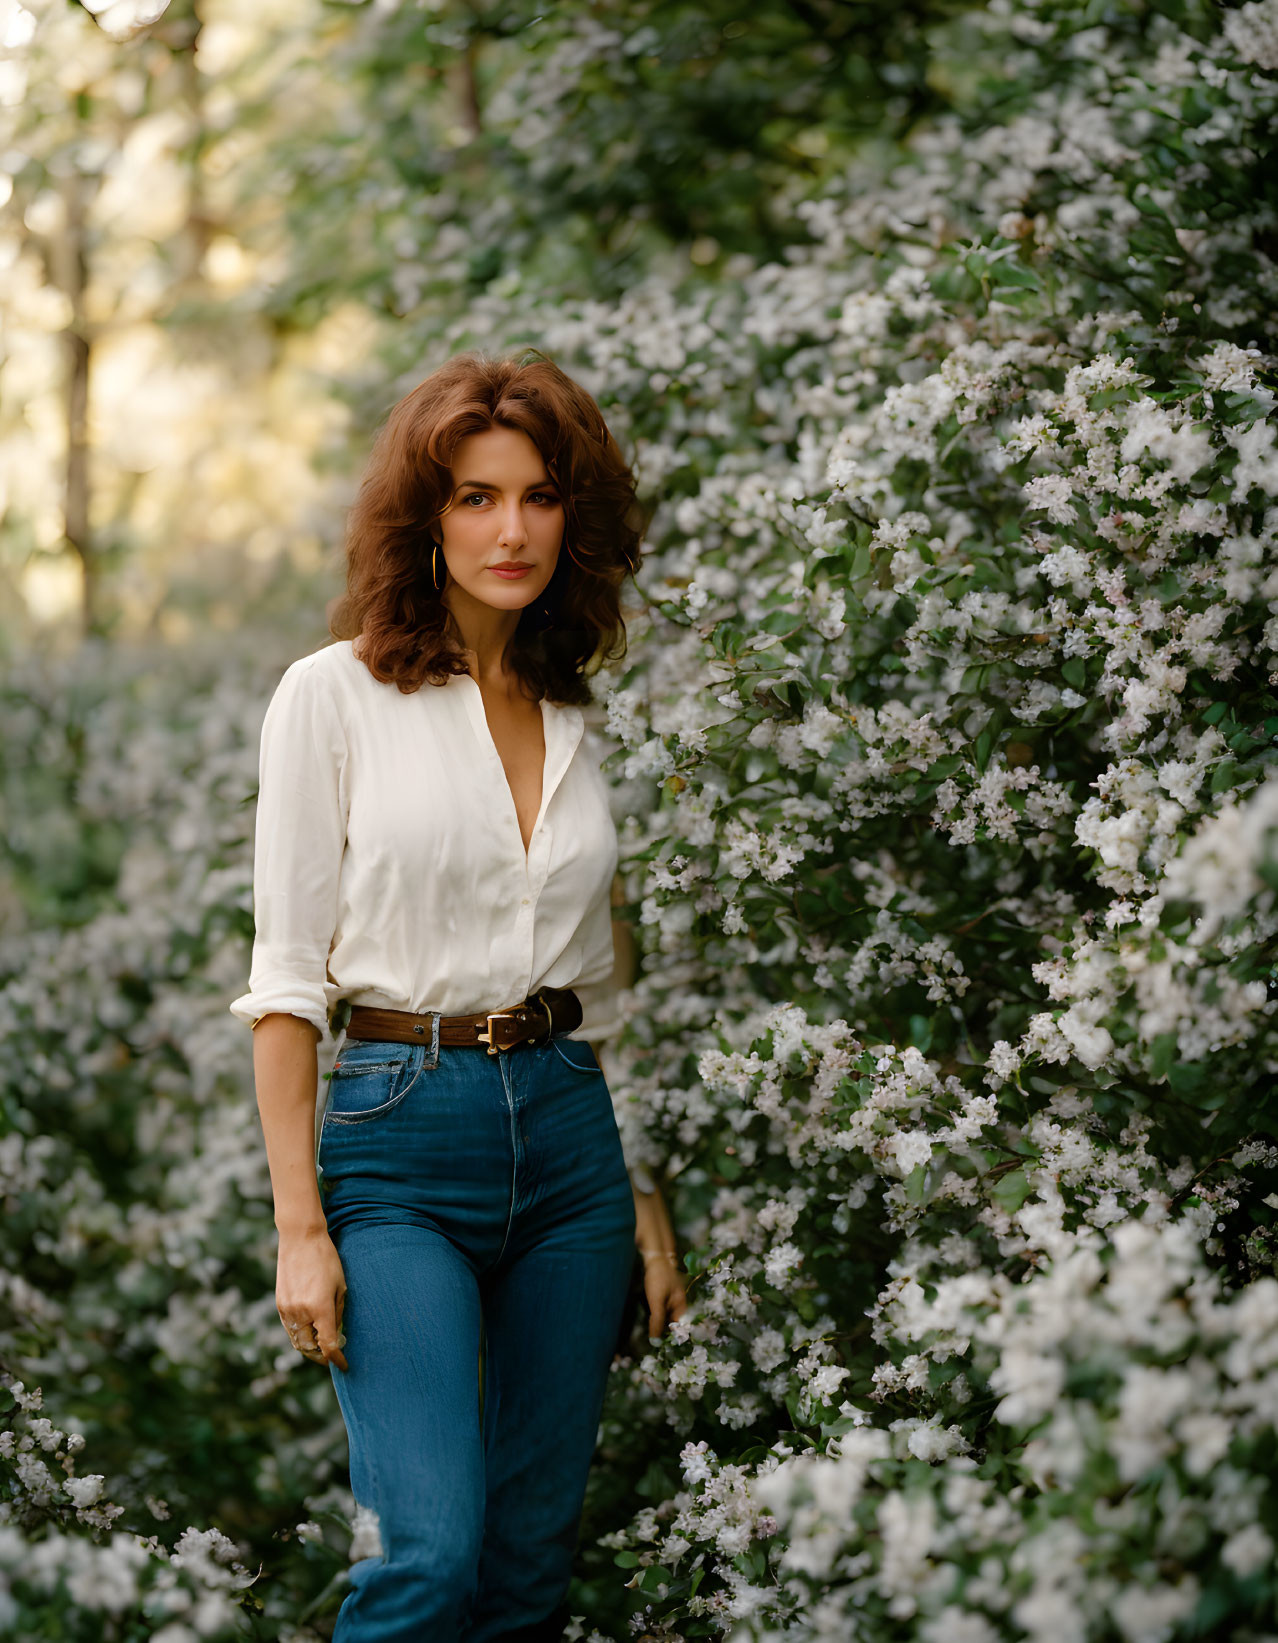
[458,490,559,506]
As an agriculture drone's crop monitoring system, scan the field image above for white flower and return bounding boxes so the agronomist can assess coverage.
[920,1610,1003,1643]
[1110,1578,1200,1643]
[889,1131,934,1176]
[750,1327,789,1373]
[680,1440,715,1485]
[990,1346,1066,1427]
[905,1421,970,1462]
[763,1242,805,1288]
[349,1503,384,1562]
[63,1475,106,1508]
[1057,1008,1115,1070]
[807,1364,850,1402]
[1225,417,1278,497]
[1221,1523,1273,1579]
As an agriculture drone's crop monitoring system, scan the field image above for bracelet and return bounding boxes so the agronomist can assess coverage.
[640,1247,679,1264]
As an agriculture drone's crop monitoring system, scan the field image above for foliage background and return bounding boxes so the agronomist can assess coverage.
[1,0,1276,1638]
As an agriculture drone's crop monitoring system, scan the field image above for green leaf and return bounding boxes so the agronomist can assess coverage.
[1062,657,1087,691]
[990,262,1040,290]
[928,1357,962,1389]
[1149,1032,1178,1081]
[1210,759,1238,793]
[1167,1061,1210,1101]
[990,1168,1033,1213]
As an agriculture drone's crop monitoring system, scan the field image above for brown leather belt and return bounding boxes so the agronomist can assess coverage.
[343,986,583,1055]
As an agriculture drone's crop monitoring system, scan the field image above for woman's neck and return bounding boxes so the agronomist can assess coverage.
[443,586,521,688]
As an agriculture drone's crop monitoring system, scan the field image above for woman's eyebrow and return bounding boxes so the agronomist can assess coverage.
[454,478,559,491]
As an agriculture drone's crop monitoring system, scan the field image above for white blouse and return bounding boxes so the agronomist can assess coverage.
[228,639,621,1045]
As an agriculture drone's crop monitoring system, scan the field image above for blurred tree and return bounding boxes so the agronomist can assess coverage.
[0,1,202,634]
[259,0,975,344]
[0,0,352,645]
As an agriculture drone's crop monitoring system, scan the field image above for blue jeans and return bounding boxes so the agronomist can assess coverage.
[316,1027,637,1643]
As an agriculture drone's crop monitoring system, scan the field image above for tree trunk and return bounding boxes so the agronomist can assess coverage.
[59,170,96,638]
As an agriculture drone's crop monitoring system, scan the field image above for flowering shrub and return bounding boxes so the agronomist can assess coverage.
[0,636,372,1638]
[0,1377,260,1640]
[435,0,1278,1635]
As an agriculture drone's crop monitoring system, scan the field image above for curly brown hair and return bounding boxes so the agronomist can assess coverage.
[328,348,645,706]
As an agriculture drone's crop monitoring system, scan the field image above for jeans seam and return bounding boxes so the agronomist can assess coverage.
[550,1039,598,1074]
[393,1042,431,1104]
[323,1041,433,1126]
[492,1054,518,1268]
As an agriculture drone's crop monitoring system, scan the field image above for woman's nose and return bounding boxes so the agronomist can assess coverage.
[498,504,529,544]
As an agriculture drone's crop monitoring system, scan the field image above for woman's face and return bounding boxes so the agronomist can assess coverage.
[436,425,564,616]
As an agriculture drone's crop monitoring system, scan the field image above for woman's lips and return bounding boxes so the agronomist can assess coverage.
[488,565,534,579]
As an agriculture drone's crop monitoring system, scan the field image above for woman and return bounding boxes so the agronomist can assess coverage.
[229,349,687,1643]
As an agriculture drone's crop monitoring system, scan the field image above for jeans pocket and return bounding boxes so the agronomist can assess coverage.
[324,1040,424,1125]
[550,1037,600,1076]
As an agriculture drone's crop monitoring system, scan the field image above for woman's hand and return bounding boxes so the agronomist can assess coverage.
[276,1224,349,1371]
[629,1162,688,1342]
[641,1249,688,1342]
[252,1012,347,1367]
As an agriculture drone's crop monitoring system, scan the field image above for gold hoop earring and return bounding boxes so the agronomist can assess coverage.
[432,538,444,592]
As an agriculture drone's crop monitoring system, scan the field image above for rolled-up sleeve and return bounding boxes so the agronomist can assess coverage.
[228,657,349,1041]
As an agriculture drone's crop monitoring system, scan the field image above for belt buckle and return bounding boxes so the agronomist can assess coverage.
[476,1011,514,1055]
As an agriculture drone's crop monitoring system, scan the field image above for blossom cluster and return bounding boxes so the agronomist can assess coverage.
[432,0,1278,1634]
